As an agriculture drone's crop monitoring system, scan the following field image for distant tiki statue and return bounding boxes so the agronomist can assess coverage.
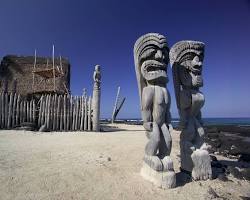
[134,33,176,189]
[92,65,101,132]
[170,40,212,180]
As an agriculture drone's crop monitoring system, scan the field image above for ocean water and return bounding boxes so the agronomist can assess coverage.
[201,118,250,126]
[113,118,250,127]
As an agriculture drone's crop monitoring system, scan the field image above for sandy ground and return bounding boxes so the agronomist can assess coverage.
[0,124,249,200]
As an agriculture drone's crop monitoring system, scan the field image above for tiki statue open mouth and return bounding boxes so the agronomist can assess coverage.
[141,60,167,82]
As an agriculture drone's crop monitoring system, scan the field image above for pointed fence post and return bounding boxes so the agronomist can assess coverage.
[32,99,36,124]
[59,95,63,131]
[56,95,61,131]
[88,96,92,131]
[16,95,20,126]
[5,93,8,127]
[0,93,2,128]
[63,94,67,131]
[80,95,84,130]
[1,93,4,128]
[7,93,13,129]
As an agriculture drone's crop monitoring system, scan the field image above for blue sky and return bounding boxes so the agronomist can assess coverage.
[0,0,250,118]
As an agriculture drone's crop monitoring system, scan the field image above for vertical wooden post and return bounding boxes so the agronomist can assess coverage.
[29,100,32,122]
[23,100,25,123]
[26,100,28,122]
[41,95,46,126]
[88,96,92,131]
[53,94,57,131]
[23,100,26,123]
[84,96,87,131]
[20,101,23,124]
[66,95,70,131]
[27,100,29,123]
[75,96,78,130]
[0,93,2,128]
[26,100,29,122]
[23,100,25,124]
[72,97,76,131]
[78,96,81,130]
[63,94,67,131]
[12,93,17,127]
[56,95,61,131]
[26,100,30,122]
[69,96,73,131]
[38,96,41,127]
[1,92,3,128]
[4,93,8,128]
[45,95,49,129]
[30,100,32,122]
[32,100,36,124]
[75,96,79,130]
[38,96,43,127]
[27,100,30,122]
[28,100,30,122]
[80,95,84,130]
[48,95,52,130]
[8,93,13,128]
[50,95,54,131]
[59,95,63,131]
[0,93,4,128]
[16,95,20,126]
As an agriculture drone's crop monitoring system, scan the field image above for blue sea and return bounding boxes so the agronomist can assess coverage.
[112,118,250,128]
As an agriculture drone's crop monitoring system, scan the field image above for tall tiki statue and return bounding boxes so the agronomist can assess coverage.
[170,41,212,180]
[134,33,176,189]
[92,65,101,132]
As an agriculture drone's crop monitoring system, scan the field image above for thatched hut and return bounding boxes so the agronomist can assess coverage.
[0,55,70,98]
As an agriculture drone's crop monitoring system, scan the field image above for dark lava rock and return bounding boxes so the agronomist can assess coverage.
[211,161,224,168]
[227,166,244,179]
[16,122,36,131]
[239,154,250,162]
[207,186,220,199]
[210,155,218,162]
[212,166,226,179]
[205,125,250,160]
[217,173,228,181]
[241,168,250,181]
[239,196,250,200]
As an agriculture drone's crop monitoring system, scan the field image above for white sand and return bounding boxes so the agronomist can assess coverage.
[0,124,249,200]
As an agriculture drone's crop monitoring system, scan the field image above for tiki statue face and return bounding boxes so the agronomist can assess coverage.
[180,52,204,87]
[134,33,169,85]
[170,41,205,88]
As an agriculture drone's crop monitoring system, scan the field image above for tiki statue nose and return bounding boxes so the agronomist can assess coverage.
[192,56,202,66]
[155,50,163,60]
